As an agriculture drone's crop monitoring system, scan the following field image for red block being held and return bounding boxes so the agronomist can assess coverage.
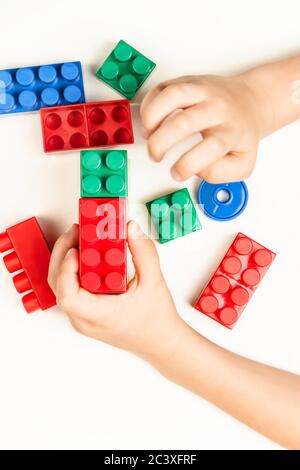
[79,198,127,294]
[40,100,134,153]
[0,217,56,313]
[194,233,276,329]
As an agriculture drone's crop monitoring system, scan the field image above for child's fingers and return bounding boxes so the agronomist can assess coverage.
[170,129,231,181]
[127,220,162,286]
[141,83,207,135]
[48,224,79,294]
[147,104,221,162]
[140,76,196,116]
[55,246,117,322]
[198,150,256,183]
[140,85,164,117]
[55,248,81,307]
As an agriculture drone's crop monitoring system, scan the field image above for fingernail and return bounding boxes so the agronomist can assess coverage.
[66,225,74,234]
[170,167,183,182]
[65,248,74,259]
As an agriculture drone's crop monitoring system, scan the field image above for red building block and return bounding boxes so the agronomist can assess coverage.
[40,99,134,153]
[194,233,276,329]
[0,217,56,313]
[79,198,127,294]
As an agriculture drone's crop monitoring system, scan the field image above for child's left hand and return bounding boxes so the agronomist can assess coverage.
[140,74,267,183]
[48,221,186,362]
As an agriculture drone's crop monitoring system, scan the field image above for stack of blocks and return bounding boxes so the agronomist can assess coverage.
[77,40,156,294]
[79,149,128,294]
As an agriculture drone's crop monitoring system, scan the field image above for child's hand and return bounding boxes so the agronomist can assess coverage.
[48,221,185,362]
[140,75,268,183]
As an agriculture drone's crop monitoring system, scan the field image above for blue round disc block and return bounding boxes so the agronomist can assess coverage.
[197,181,249,221]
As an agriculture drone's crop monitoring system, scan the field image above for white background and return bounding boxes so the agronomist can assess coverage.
[0,0,299,450]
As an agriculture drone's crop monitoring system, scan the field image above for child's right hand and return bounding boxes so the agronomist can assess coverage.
[47,221,187,363]
[140,74,270,183]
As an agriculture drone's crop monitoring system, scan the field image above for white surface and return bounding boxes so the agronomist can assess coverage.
[0,0,299,450]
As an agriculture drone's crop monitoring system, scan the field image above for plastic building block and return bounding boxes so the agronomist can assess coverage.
[197,181,249,221]
[146,188,201,244]
[0,217,56,313]
[81,150,128,198]
[0,62,85,115]
[79,198,127,294]
[96,40,156,100]
[40,99,134,153]
[194,233,276,329]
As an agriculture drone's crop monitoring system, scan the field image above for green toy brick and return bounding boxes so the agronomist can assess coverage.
[146,188,201,244]
[96,40,156,100]
[81,150,128,198]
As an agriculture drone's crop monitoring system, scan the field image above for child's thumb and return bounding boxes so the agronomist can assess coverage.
[127,220,162,284]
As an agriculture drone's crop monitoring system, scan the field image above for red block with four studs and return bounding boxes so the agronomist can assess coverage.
[40,99,134,153]
[79,198,127,294]
[0,217,56,313]
[194,233,276,329]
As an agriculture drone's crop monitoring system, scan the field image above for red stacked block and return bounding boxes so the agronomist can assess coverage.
[79,198,127,294]
[40,99,134,153]
[194,233,276,329]
[0,217,56,313]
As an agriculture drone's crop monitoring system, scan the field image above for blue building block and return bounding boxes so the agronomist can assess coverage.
[197,181,249,221]
[0,62,85,115]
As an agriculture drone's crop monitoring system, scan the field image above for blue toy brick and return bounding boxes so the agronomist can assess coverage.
[0,62,85,115]
[197,181,249,221]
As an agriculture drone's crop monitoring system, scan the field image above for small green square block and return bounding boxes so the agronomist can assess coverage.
[96,40,156,100]
[146,188,202,244]
[81,150,128,198]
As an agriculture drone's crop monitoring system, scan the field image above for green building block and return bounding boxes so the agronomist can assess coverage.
[146,188,201,244]
[81,150,128,198]
[96,40,156,100]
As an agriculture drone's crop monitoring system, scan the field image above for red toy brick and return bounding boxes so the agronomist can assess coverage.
[40,100,134,153]
[194,233,276,329]
[79,198,127,294]
[0,217,56,313]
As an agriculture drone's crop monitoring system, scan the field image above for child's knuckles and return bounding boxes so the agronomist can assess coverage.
[211,95,230,115]
[173,113,195,134]
[165,83,187,102]
[210,134,228,154]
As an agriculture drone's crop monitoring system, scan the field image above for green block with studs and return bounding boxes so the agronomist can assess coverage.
[146,188,201,244]
[96,40,156,100]
[81,150,128,198]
